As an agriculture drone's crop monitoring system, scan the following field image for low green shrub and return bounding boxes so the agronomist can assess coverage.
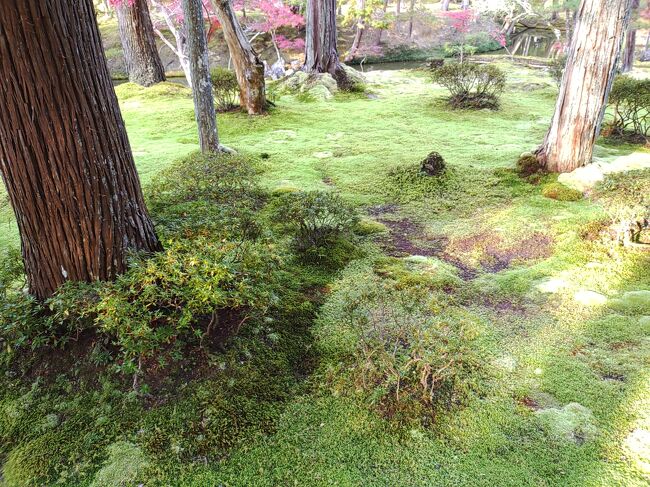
[592,169,650,245]
[431,62,506,110]
[92,237,279,369]
[316,263,485,425]
[541,182,582,201]
[603,75,650,143]
[270,191,359,263]
[210,67,240,112]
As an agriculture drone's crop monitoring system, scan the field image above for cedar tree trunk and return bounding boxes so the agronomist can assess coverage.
[211,0,266,114]
[0,0,161,300]
[536,0,634,173]
[116,0,166,86]
[305,0,350,87]
[182,0,221,152]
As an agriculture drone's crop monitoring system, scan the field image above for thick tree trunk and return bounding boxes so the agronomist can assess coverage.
[622,0,640,72]
[116,0,166,86]
[461,0,469,10]
[304,0,350,87]
[211,0,266,114]
[0,0,161,300]
[536,0,634,173]
[440,0,451,11]
[182,0,221,152]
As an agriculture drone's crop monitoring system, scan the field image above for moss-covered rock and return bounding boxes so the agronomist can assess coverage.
[420,151,446,176]
[541,182,583,201]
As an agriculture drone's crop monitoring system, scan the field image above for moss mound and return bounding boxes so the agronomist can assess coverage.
[541,182,583,201]
[90,442,148,487]
[114,81,191,100]
[516,153,542,178]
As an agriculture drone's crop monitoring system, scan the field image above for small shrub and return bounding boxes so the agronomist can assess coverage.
[604,75,650,143]
[516,153,543,179]
[548,55,567,87]
[271,191,359,263]
[431,62,506,110]
[541,182,582,201]
[92,237,279,366]
[316,265,484,424]
[592,169,650,245]
[210,67,240,112]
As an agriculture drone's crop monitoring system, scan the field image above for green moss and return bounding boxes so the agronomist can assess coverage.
[542,182,583,201]
[90,442,148,487]
[355,218,388,235]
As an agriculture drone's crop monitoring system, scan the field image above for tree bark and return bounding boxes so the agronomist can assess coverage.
[116,0,166,86]
[622,0,640,72]
[210,0,266,114]
[536,0,634,173]
[0,0,161,300]
[440,0,451,11]
[182,0,221,152]
[304,0,350,87]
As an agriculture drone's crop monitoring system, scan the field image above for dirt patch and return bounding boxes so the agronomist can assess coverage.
[373,214,553,280]
[367,204,400,217]
[519,396,542,411]
[322,176,335,186]
[449,231,554,274]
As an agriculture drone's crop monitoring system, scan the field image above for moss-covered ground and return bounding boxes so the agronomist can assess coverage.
[1,62,649,485]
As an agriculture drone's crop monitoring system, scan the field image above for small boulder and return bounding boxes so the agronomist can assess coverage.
[420,151,446,176]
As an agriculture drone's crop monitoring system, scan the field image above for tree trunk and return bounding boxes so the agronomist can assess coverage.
[375,0,390,46]
[182,0,221,152]
[210,0,266,114]
[0,0,161,300]
[536,0,634,173]
[461,0,469,10]
[640,31,650,61]
[116,0,166,87]
[622,0,640,72]
[304,0,350,87]
[407,0,416,39]
[440,0,450,11]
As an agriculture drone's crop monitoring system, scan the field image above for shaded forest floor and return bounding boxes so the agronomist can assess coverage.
[1,63,649,485]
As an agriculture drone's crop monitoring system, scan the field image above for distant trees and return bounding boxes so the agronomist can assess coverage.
[622,0,641,72]
[536,0,634,173]
[111,0,166,86]
[0,0,161,299]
